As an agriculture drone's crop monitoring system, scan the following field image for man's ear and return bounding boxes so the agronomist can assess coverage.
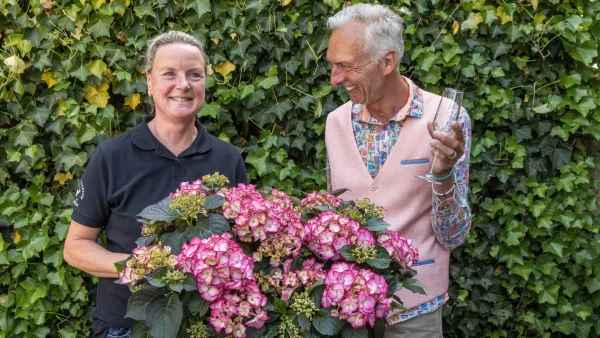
[382,50,397,75]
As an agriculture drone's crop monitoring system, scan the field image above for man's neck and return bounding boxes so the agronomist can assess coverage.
[366,73,410,124]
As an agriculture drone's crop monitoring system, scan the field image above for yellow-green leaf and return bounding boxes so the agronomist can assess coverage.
[462,13,483,31]
[54,172,73,185]
[124,93,141,110]
[85,83,110,108]
[41,72,57,88]
[88,60,107,79]
[531,0,538,11]
[215,60,236,77]
[4,55,27,74]
[11,230,22,244]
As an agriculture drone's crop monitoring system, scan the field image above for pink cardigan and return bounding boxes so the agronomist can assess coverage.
[325,97,450,312]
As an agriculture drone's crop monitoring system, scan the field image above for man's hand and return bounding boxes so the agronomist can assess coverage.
[427,120,465,177]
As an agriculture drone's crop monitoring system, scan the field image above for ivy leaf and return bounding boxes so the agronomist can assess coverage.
[57,149,88,171]
[215,60,236,77]
[186,0,210,16]
[87,14,114,39]
[246,149,268,175]
[256,75,279,89]
[489,42,511,59]
[125,93,141,110]
[569,41,598,66]
[88,60,107,79]
[246,0,269,13]
[145,294,183,338]
[551,149,572,169]
[134,2,156,18]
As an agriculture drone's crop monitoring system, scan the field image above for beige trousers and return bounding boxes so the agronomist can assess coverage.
[384,308,443,338]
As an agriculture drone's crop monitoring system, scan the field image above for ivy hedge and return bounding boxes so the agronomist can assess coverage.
[1,0,599,337]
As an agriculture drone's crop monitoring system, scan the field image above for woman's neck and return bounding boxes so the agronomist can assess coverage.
[147,116,197,156]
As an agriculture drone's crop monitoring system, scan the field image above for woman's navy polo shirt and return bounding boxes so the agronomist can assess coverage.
[71,116,248,333]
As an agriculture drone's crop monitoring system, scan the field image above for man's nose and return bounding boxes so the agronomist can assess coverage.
[330,66,344,86]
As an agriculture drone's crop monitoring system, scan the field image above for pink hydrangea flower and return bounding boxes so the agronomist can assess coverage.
[377,231,419,268]
[209,283,268,337]
[299,191,343,210]
[322,263,392,328]
[304,211,374,261]
[169,179,206,198]
[176,233,256,302]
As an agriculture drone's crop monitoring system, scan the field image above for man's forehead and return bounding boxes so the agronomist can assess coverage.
[327,26,366,63]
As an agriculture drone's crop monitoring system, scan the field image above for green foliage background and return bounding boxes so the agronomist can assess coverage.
[1,0,599,337]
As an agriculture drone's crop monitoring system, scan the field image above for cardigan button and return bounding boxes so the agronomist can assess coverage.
[370,185,377,191]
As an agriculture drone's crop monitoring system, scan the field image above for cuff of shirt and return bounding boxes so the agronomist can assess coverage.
[432,190,460,212]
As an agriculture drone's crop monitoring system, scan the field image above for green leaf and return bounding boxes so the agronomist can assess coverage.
[542,240,566,258]
[313,308,345,336]
[160,232,186,255]
[57,149,88,171]
[145,269,168,288]
[366,246,392,270]
[186,296,209,317]
[339,245,356,262]
[246,150,268,176]
[204,194,225,210]
[126,288,164,320]
[374,317,386,338]
[88,60,107,79]
[399,277,427,295]
[246,0,269,13]
[256,76,279,89]
[489,42,511,59]
[134,2,156,18]
[569,41,598,65]
[145,294,183,338]
[131,321,152,338]
[364,218,390,232]
[87,15,114,39]
[183,274,197,292]
[341,325,368,338]
[187,0,210,16]
[137,198,179,223]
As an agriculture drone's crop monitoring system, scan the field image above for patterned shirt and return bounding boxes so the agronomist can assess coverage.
[326,77,472,322]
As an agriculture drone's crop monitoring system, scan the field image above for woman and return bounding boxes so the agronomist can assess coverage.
[63,31,248,338]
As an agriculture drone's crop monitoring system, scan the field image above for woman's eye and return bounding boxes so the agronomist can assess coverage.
[189,73,203,79]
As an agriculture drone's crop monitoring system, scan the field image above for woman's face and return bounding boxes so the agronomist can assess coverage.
[146,43,206,120]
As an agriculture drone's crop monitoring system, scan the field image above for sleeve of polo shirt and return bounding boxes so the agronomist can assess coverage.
[235,153,249,185]
[431,108,472,250]
[71,146,111,228]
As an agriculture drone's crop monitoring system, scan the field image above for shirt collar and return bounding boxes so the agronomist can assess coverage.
[353,76,424,124]
[131,116,213,154]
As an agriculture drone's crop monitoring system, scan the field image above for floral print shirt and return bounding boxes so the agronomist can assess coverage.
[326,77,472,322]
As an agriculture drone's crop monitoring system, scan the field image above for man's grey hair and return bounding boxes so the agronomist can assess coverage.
[144,31,208,73]
[326,4,404,68]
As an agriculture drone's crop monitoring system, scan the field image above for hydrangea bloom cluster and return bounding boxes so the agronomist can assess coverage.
[119,244,177,285]
[255,258,326,304]
[377,231,419,268]
[209,284,268,338]
[266,188,295,210]
[169,179,206,198]
[175,233,256,302]
[305,211,375,260]
[299,191,343,210]
[322,263,392,328]
[223,185,306,255]
[339,198,385,224]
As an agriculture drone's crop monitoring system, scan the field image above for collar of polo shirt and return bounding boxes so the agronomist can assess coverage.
[131,116,213,155]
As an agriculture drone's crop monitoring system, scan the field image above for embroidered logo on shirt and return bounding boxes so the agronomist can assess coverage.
[74,182,85,207]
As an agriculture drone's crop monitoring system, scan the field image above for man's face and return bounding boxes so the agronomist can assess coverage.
[326,21,384,106]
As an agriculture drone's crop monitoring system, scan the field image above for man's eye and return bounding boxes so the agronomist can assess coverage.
[163,71,175,76]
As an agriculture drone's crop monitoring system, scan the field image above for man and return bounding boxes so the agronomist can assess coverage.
[324,4,472,337]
